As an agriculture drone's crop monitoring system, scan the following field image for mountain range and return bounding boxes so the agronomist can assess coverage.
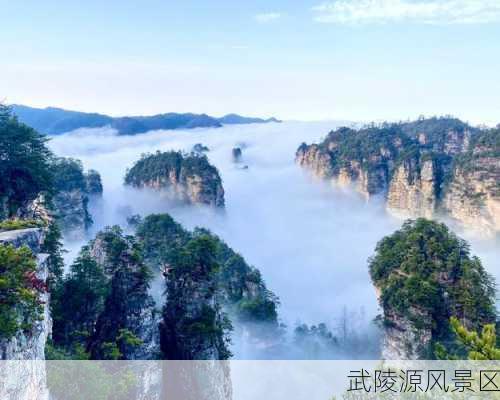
[11,104,281,135]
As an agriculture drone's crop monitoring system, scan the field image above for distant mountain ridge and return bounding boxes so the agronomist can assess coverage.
[11,104,281,135]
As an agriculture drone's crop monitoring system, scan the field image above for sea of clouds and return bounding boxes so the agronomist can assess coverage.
[48,120,499,358]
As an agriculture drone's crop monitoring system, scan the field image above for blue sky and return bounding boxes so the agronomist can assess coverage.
[1,0,500,124]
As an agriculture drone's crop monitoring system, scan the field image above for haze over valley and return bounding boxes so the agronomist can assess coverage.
[45,118,499,358]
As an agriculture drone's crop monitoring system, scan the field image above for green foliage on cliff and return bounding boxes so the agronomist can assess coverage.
[160,234,233,360]
[0,244,44,339]
[298,117,480,198]
[370,219,496,357]
[51,226,154,359]
[51,251,108,351]
[135,213,189,265]
[321,124,416,172]
[40,222,65,287]
[51,157,87,193]
[124,150,221,186]
[0,218,46,231]
[401,116,474,147]
[136,214,278,324]
[0,105,53,219]
[50,157,104,230]
[88,228,153,360]
[473,127,500,152]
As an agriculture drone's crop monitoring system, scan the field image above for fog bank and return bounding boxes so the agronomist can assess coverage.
[48,121,499,358]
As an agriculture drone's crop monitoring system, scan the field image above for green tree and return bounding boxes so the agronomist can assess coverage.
[369,218,496,358]
[86,227,153,359]
[40,222,65,287]
[0,244,45,339]
[160,235,233,360]
[51,251,108,352]
[0,104,53,218]
[437,317,500,360]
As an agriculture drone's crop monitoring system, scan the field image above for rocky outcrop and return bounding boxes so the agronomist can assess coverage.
[0,228,51,360]
[442,140,500,235]
[135,215,279,328]
[51,158,103,236]
[87,228,159,360]
[125,151,225,207]
[52,189,92,234]
[297,118,499,235]
[231,147,242,163]
[159,237,232,360]
[387,158,437,218]
[0,228,51,398]
[370,219,496,359]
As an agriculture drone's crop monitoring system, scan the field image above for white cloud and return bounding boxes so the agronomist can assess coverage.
[312,0,500,24]
[255,12,282,23]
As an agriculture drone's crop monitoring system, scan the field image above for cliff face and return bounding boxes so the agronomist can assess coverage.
[387,158,437,218]
[442,140,500,235]
[380,308,432,360]
[87,228,159,360]
[51,158,103,236]
[297,118,499,235]
[125,151,225,207]
[0,228,51,360]
[0,228,51,399]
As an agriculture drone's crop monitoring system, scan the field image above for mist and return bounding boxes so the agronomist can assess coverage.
[47,121,500,359]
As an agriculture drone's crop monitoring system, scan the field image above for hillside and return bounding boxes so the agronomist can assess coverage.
[11,104,280,135]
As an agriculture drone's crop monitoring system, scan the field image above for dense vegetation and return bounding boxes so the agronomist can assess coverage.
[297,117,480,197]
[124,150,222,187]
[0,218,46,231]
[400,116,476,149]
[160,234,233,359]
[0,104,102,232]
[135,214,279,324]
[0,105,53,219]
[437,317,500,360]
[51,157,103,197]
[0,245,45,339]
[370,218,496,357]
[452,127,500,194]
[50,226,154,359]
[51,158,88,193]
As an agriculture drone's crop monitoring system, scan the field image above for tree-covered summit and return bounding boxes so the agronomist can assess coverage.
[125,151,225,207]
[135,213,279,325]
[369,218,496,358]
